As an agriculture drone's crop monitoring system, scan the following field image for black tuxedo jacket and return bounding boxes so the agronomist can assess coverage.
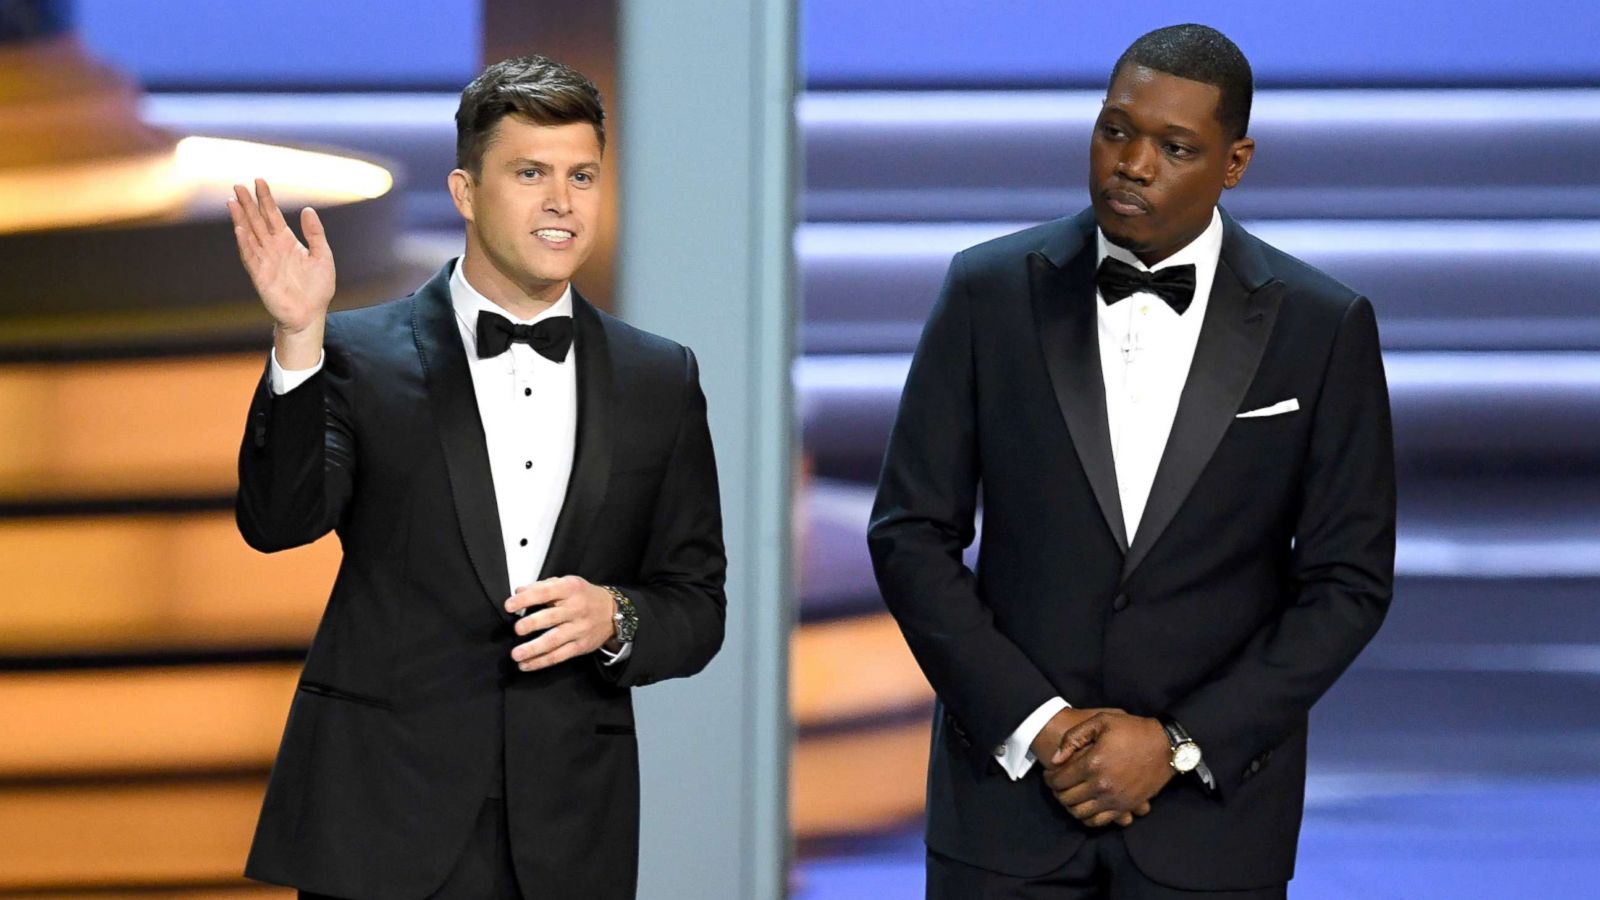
[868,209,1395,890]
[236,264,726,899]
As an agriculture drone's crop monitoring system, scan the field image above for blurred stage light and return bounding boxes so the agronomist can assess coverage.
[0,149,189,234]
[175,135,394,201]
[0,137,395,235]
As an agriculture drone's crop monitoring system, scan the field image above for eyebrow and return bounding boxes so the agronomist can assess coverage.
[505,157,600,168]
[1100,106,1203,140]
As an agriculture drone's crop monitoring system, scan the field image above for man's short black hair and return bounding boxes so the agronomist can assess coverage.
[1110,24,1253,140]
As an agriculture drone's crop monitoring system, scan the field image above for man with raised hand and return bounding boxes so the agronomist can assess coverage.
[229,56,726,899]
[870,24,1394,898]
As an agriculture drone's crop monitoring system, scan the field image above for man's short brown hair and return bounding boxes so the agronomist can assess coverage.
[455,55,606,175]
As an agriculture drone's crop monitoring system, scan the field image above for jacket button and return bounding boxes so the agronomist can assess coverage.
[1250,758,1262,773]
[1112,594,1130,611]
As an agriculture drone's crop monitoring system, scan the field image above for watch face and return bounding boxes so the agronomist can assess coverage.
[1172,742,1202,773]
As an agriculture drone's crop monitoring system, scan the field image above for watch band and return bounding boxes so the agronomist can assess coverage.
[1157,715,1204,776]
[1157,716,1192,749]
[602,585,638,643]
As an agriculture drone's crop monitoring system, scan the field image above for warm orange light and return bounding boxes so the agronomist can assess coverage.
[790,613,933,726]
[788,612,935,837]
[0,512,336,654]
[0,664,298,777]
[0,778,277,891]
[791,721,930,837]
[0,354,263,503]
[0,149,191,233]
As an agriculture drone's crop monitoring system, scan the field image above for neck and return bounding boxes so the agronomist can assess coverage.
[460,247,567,319]
[1134,246,1180,268]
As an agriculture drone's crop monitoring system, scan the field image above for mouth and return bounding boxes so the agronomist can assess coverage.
[1101,189,1150,217]
[532,228,577,248]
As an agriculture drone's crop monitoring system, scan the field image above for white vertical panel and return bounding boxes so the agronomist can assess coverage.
[617,1,797,897]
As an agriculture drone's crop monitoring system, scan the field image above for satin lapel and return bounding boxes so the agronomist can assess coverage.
[411,264,512,620]
[538,290,613,580]
[1029,244,1128,552]
[1120,231,1284,581]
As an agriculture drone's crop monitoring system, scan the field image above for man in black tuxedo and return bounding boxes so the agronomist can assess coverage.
[869,25,1395,898]
[227,56,725,899]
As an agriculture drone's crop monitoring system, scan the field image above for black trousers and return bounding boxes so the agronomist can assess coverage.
[299,797,522,900]
[927,830,1287,900]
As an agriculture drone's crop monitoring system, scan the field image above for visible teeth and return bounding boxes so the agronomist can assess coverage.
[535,230,574,240]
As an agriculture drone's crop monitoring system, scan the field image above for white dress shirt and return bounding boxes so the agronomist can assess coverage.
[994,208,1224,780]
[269,257,628,663]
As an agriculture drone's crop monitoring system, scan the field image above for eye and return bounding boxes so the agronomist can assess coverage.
[517,168,541,180]
[573,171,594,185]
[1100,123,1127,140]
[1164,143,1196,159]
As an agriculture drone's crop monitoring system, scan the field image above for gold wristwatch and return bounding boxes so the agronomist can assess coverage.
[1158,716,1203,774]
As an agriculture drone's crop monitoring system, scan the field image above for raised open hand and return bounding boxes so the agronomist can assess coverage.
[227,178,335,335]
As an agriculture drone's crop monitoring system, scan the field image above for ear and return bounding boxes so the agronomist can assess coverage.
[1222,137,1256,190]
[447,169,475,222]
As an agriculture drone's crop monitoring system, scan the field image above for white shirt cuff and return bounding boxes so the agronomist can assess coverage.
[996,696,1070,781]
[269,348,325,395]
[599,642,632,666]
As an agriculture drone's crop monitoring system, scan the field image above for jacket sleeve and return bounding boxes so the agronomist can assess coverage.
[235,316,357,553]
[601,346,728,687]
[867,251,1061,758]
[1168,295,1397,797]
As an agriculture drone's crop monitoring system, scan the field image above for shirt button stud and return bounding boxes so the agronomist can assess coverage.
[524,460,532,469]
[519,538,528,547]
[524,388,532,397]
[1140,305,1150,315]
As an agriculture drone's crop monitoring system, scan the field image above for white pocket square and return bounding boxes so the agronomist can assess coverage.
[1236,398,1300,418]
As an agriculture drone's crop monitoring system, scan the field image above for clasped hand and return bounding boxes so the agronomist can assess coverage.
[505,576,620,672]
[1036,709,1173,829]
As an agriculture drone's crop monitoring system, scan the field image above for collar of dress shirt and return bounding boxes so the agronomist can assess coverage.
[1095,205,1224,289]
[449,256,575,335]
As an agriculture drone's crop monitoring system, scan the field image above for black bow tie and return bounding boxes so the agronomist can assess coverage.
[1095,257,1198,315]
[475,312,574,362]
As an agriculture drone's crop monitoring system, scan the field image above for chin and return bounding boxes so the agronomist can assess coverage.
[520,259,582,288]
[1098,222,1152,255]
[530,267,580,286]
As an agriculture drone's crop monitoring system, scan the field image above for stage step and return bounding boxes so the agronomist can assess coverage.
[0,354,261,505]
[799,221,1600,354]
[0,511,334,656]
[801,90,1600,222]
[0,664,295,778]
[0,776,270,893]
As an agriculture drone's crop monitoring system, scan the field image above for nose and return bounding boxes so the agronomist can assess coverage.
[1116,139,1156,185]
[544,178,572,215]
